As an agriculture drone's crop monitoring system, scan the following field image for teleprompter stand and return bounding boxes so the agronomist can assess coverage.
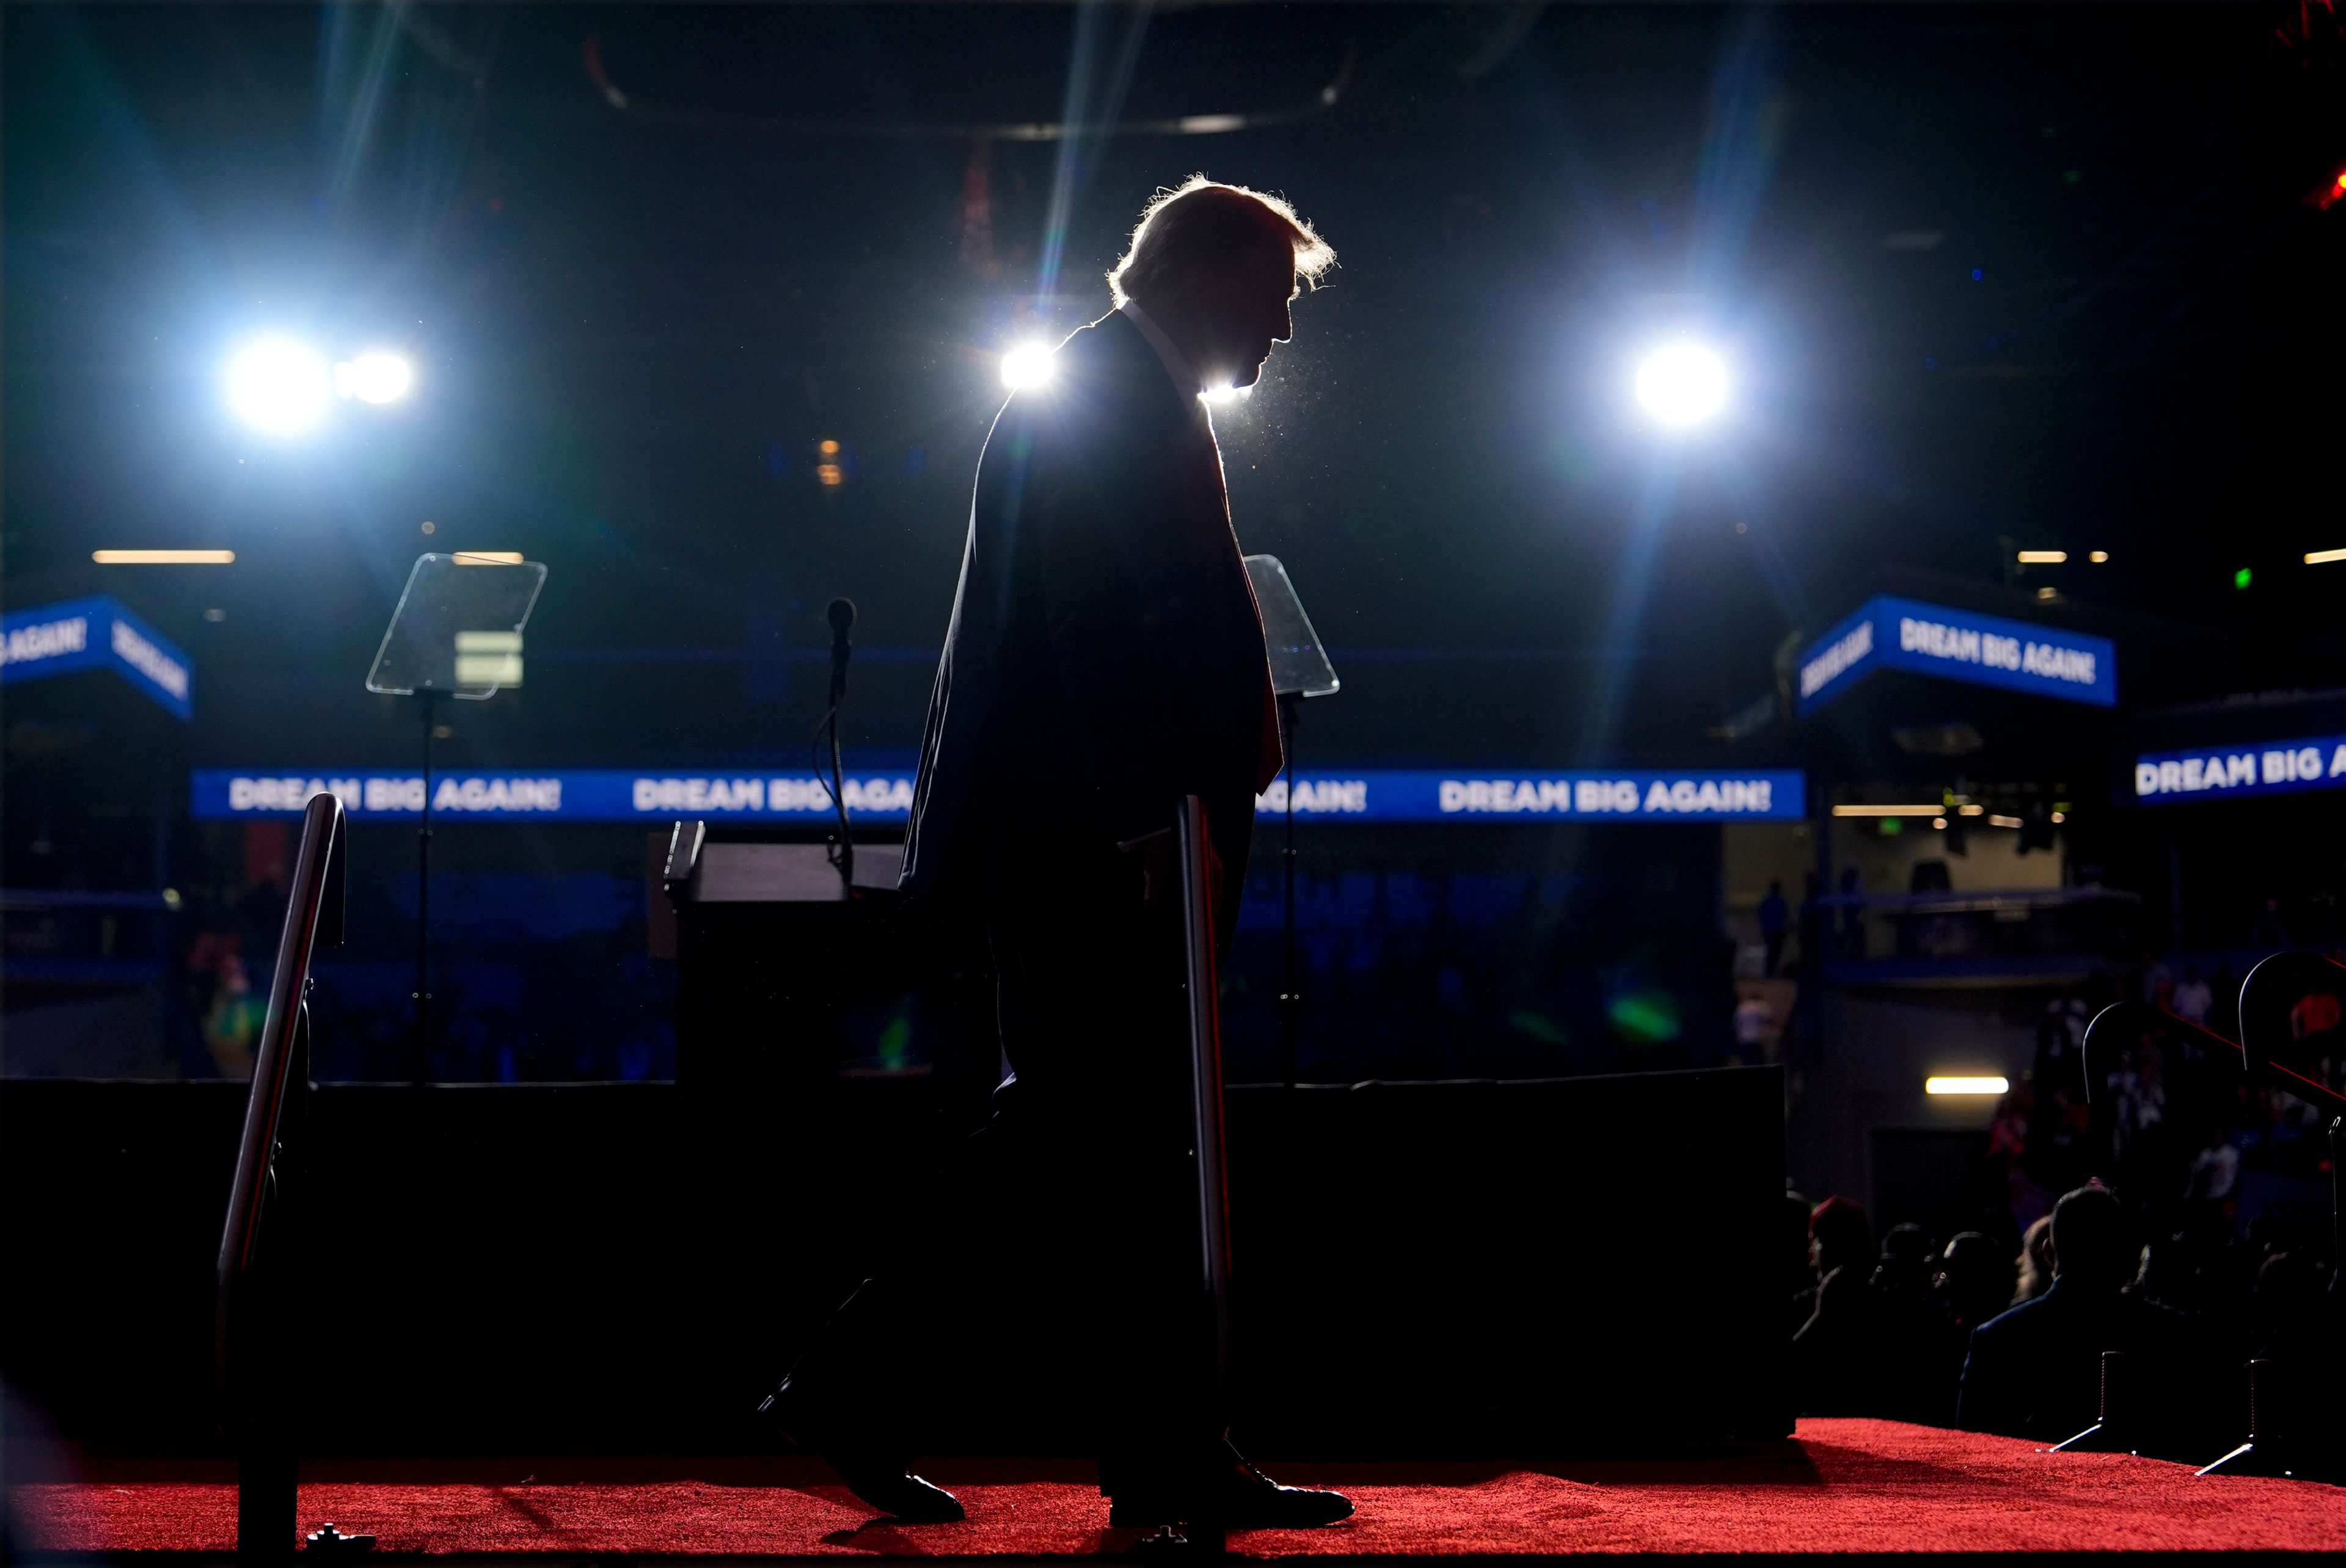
[1241,555,1339,1090]
[365,553,546,1084]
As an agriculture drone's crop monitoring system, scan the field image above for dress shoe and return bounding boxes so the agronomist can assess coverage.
[824,1459,966,1524]
[756,1377,965,1523]
[1109,1459,1353,1529]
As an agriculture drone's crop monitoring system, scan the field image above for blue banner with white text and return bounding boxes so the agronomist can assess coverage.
[1,596,194,720]
[1797,593,2116,714]
[192,768,1807,824]
[2133,733,2346,804]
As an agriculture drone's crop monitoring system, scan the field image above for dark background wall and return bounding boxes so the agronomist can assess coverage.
[0,1068,1789,1455]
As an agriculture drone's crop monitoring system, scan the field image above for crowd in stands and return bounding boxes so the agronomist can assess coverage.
[1790,954,2341,1461]
[1789,1182,2337,1460]
[1991,969,2337,1237]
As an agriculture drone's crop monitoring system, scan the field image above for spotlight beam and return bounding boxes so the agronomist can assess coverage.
[335,352,414,403]
[1001,343,1055,390]
[1634,343,1729,428]
[225,340,332,435]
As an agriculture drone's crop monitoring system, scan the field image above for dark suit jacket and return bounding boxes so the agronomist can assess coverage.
[1956,1279,2198,1445]
[901,309,1281,944]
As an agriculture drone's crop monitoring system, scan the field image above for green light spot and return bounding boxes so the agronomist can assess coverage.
[1607,991,1682,1044]
[1507,1009,1570,1045]
[876,1007,912,1073]
[2234,567,2253,589]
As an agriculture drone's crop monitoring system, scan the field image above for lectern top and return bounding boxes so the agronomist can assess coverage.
[365,553,547,699]
[1243,553,1339,699]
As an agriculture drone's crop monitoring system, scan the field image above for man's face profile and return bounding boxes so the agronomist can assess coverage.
[1195,251,1299,390]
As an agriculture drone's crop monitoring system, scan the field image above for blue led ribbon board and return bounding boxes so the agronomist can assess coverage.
[193,768,1807,824]
[2134,732,2346,804]
[1796,594,2115,715]
[1,596,194,721]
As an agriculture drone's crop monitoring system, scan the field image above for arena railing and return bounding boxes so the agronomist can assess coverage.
[215,792,346,1561]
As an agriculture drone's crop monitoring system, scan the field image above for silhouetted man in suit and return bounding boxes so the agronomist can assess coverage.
[762,179,1351,1531]
[1957,1184,2203,1453]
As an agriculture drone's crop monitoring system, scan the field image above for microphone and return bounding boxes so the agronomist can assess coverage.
[827,597,855,706]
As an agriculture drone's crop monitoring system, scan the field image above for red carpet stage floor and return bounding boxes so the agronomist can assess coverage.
[12,1421,2343,1558]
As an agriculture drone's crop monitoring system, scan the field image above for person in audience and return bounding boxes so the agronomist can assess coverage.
[1783,1191,1819,1336]
[2170,965,2212,1028]
[1871,1223,1956,1423]
[1836,866,1864,957]
[1734,990,1775,1063]
[1956,1185,2198,1449]
[2012,1215,2055,1305]
[2206,960,2241,1043]
[1793,1197,1878,1412]
[2246,1248,2328,1365]
[1935,1232,2017,1335]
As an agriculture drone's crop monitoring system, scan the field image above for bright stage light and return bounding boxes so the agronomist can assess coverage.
[1000,343,1054,390]
[225,340,331,434]
[1925,1076,2010,1096]
[1634,342,1728,428]
[335,352,414,404]
[1202,383,1251,406]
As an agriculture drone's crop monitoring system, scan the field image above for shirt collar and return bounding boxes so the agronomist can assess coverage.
[1118,298,1204,399]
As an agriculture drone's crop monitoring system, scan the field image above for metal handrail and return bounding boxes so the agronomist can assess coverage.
[2086,958,2346,1121]
[1816,884,2142,916]
[2080,1000,2248,1102]
[2199,954,2343,1476]
[0,887,184,912]
[215,792,345,1561]
[2237,951,2346,1118]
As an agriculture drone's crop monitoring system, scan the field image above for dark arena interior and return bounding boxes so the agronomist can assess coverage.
[3,2,2344,1563]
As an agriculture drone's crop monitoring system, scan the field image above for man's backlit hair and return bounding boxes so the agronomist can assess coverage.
[1108,175,1336,308]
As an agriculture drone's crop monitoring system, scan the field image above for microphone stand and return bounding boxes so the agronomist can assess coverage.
[412,691,434,1086]
[1279,693,1301,1090]
[820,599,856,898]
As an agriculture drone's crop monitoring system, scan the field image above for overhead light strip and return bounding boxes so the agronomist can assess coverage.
[93,550,235,565]
[1926,1076,2009,1096]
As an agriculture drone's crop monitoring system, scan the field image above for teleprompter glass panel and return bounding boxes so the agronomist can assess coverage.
[1243,553,1339,699]
[365,553,547,700]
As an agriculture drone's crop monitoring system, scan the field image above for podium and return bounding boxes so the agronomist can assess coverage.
[658,818,1004,1134]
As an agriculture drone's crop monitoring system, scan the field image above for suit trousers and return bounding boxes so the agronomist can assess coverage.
[784,834,1223,1493]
